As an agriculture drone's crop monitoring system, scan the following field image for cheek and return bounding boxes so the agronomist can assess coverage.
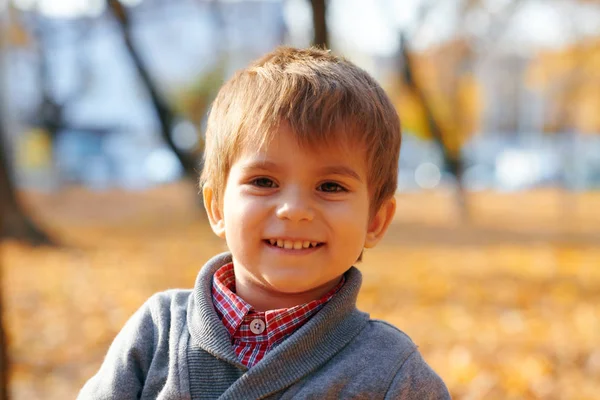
[325,193,370,221]
[326,200,370,237]
[223,192,268,230]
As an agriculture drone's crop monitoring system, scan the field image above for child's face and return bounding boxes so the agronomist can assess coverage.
[204,123,395,307]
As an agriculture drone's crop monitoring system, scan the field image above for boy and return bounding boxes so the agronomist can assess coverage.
[79,47,450,399]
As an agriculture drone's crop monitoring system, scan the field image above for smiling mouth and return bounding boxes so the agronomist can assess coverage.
[264,239,324,250]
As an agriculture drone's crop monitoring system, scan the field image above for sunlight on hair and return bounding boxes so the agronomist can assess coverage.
[201,46,401,215]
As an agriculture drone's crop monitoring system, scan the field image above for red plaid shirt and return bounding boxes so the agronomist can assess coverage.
[212,262,344,368]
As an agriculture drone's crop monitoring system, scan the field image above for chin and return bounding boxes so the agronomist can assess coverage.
[264,278,321,295]
[267,282,312,294]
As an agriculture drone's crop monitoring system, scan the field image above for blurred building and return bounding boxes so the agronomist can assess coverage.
[6,0,286,190]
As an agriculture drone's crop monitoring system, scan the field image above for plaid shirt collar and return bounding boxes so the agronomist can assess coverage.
[212,262,344,350]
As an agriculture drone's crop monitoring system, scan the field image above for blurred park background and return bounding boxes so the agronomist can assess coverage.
[0,0,599,399]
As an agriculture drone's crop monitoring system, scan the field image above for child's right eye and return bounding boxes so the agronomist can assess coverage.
[250,177,277,188]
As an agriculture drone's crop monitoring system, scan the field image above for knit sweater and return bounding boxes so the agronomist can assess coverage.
[78,252,451,399]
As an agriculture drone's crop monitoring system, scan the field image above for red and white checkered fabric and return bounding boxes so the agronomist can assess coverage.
[212,262,344,368]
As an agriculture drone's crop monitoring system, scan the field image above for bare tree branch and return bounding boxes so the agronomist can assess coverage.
[108,0,200,179]
[0,9,53,246]
[399,34,465,181]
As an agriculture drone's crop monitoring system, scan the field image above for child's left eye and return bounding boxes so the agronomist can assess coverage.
[318,182,347,193]
[251,177,277,188]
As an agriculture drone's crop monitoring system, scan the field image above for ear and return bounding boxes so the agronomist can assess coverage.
[203,185,226,239]
[364,197,396,248]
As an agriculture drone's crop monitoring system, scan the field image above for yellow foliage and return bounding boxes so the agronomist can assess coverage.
[526,39,600,133]
[389,40,483,154]
[527,39,600,89]
[6,9,32,47]
[392,37,599,139]
[17,128,53,169]
[392,83,431,140]
[457,73,483,137]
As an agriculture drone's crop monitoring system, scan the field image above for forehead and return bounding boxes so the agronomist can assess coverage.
[237,124,367,168]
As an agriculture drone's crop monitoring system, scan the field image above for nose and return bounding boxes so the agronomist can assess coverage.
[275,186,314,222]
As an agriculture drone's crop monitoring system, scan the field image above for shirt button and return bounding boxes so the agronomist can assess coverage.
[250,319,266,334]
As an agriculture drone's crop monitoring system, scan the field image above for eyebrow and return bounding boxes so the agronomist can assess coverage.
[317,165,363,182]
[239,160,279,172]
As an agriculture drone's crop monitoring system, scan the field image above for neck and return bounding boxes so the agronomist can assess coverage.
[233,269,342,312]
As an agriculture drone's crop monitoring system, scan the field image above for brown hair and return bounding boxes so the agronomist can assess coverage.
[200,46,401,215]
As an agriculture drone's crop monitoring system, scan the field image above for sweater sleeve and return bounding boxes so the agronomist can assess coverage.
[77,296,158,400]
[384,350,451,400]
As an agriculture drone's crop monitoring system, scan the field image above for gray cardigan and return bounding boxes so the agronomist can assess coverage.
[78,252,451,399]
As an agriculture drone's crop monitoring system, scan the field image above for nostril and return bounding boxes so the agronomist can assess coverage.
[275,203,315,222]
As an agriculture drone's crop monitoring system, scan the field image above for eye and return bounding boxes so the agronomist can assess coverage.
[318,181,347,193]
[251,177,277,188]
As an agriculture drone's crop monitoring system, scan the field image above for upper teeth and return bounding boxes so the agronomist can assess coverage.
[269,239,319,249]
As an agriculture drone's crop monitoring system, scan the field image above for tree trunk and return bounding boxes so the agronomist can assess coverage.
[0,10,53,245]
[399,34,468,219]
[310,0,328,49]
[0,155,8,400]
[107,0,200,179]
[0,6,11,398]
[0,134,54,245]
[0,241,8,400]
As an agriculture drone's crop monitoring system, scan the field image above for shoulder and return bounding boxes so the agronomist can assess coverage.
[359,319,417,356]
[341,319,418,373]
[77,289,194,399]
[109,289,193,345]
[142,289,193,329]
[358,320,451,399]
[145,289,193,313]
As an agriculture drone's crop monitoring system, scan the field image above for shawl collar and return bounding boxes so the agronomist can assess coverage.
[187,252,370,399]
